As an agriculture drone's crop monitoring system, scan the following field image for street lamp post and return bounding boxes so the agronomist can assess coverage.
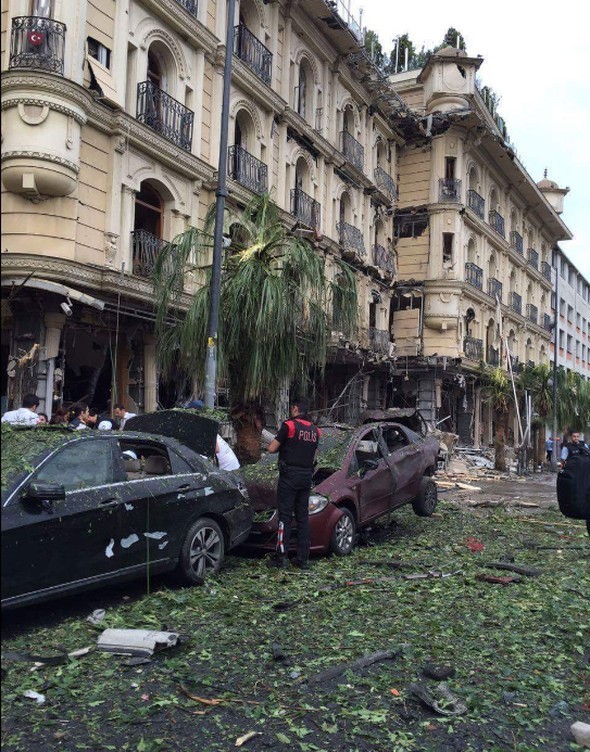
[204,0,236,408]
[550,247,560,471]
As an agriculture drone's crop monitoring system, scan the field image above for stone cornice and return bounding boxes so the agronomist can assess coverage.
[231,57,286,114]
[140,0,219,59]
[1,95,87,125]
[1,70,95,116]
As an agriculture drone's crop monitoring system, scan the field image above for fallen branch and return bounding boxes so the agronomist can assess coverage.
[306,649,399,684]
[517,518,583,527]
[484,562,541,577]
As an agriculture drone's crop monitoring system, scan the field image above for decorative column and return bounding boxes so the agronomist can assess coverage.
[193,49,206,154]
[119,185,137,273]
[36,313,66,418]
[280,14,292,104]
[143,334,158,414]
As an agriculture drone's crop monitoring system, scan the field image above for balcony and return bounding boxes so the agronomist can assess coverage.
[368,327,390,356]
[511,357,522,374]
[374,167,397,201]
[508,291,522,315]
[488,277,503,302]
[372,244,396,276]
[228,145,268,194]
[543,313,553,332]
[489,210,505,238]
[527,248,539,270]
[176,0,198,14]
[510,230,524,255]
[468,189,485,219]
[527,360,535,369]
[541,261,552,282]
[464,337,483,360]
[136,81,194,151]
[487,346,500,366]
[438,178,462,203]
[234,23,272,86]
[340,130,364,172]
[9,16,66,75]
[337,221,366,259]
[526,303,538,325]
[465,262,483,290]
[131,229,166,280]
[290,188,321,231]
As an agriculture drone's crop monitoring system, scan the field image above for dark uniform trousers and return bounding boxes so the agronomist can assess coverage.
[276,464,313,563]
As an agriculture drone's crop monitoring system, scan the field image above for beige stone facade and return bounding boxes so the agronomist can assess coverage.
[0,3,572,445]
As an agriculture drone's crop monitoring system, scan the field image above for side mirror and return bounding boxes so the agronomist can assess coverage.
[26,481,66,502]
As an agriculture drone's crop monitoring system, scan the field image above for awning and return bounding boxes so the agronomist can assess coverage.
[2,277,105,311]
[86,57,120,108]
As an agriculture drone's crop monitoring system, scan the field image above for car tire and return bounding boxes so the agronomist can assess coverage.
[330,508,356,556]
[412,477,438,517]
[178,517,225,584]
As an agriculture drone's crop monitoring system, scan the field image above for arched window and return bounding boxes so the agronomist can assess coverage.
[132,181,164,278]
[466,238,477,264]
[297,65,307,118]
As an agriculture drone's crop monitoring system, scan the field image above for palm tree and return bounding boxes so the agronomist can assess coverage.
[481,366,513,471]
[556,368,590,440]
[152,193,358,462]
[519,363,552,465]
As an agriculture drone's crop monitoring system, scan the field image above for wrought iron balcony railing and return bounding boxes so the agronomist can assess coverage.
[438,178,462,203]
[290,188,321,231]
[465,262,483,290]
[511,357,522,374]
[368,327,391,355]
[372,244,396,276]
[527,248,539,269]
[468,189,485,219]
[527,359,535,369]
[487,346,500,366]
[228,145,268,194]
[136,81,194,151]
[176,0,198,15]
[510,230,524,255]
[131,229,166,279]
[234,23,272,86]
[374,167,397,201]
[488,277,503,302]
[9,16,66,75]
[526,303,538,325]
[489,209,505,238]
[340,130,364,172]
[509,291,522,315]
[541,260,552,282]
[337,221,366,258]
[464,337,483,360]
[543,313,553,332]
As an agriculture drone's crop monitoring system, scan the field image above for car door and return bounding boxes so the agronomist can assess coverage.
[347,427,394,524]
[111,438,209,570]
[1,436,122,603]
[381,424,424,501]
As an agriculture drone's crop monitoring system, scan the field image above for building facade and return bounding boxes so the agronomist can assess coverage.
[1,0,404,420]
[387,48,572,446]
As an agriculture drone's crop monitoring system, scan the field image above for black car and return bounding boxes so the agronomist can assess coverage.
[1,421,252,609]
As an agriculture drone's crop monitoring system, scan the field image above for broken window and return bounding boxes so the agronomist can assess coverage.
[395,291,423,311]
[445,157,456,180]
[34,439,115,492]
[394,211,428,238]
[442,233,454,264]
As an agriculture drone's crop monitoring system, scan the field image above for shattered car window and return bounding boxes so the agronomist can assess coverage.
[33,439,114,492]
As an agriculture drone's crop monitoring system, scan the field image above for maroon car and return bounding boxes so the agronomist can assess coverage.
[242,421,439,556]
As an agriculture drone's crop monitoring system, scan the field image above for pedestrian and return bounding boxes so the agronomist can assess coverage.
[68,404,89,430]
[37,412,49,425]
[113,402,136,430]
[216,434,240,471]
[1,393,41,426]
[50,406,69,425]
[545,435,553,463]
[560,430,590,466]
[266,398,320,570]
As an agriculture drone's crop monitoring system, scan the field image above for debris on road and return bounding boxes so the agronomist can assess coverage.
[409,681,467,716]
[23,690,45,704]
[571,721,590,748]
[422,663,456,681]
[306,649,399,684]
[476,574,521,586]
[463,537,485,553]
[86,609,106,625]
[485,562,541,577]
[235,731,262,747]
[97,629,182,657]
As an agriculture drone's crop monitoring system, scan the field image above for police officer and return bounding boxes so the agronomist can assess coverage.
[560,430,590,465]
[267,398,320,570]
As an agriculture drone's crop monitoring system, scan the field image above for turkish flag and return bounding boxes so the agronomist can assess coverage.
[28,31,45,46]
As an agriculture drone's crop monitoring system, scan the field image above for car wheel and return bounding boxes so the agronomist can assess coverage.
[178,518,225,584]
[330,508,356,556]
[412,477,438,517]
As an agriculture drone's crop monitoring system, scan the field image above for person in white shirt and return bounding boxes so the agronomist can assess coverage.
[113,403,137,430]
[1,394,41,426]
[216,434,240,471]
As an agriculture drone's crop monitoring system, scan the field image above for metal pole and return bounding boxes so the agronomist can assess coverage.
[204,0,236,409]
[550,248,560,470]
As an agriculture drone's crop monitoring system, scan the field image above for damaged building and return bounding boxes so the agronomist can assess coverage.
[387,46,572,445]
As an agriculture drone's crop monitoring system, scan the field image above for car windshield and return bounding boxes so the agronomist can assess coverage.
[1,424,72,492]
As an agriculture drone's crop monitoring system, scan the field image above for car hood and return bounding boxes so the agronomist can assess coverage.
[358,408,429,437]
[125,410,219,459]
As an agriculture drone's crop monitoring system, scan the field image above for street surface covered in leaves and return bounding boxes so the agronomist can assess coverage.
[1,475,588,752]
